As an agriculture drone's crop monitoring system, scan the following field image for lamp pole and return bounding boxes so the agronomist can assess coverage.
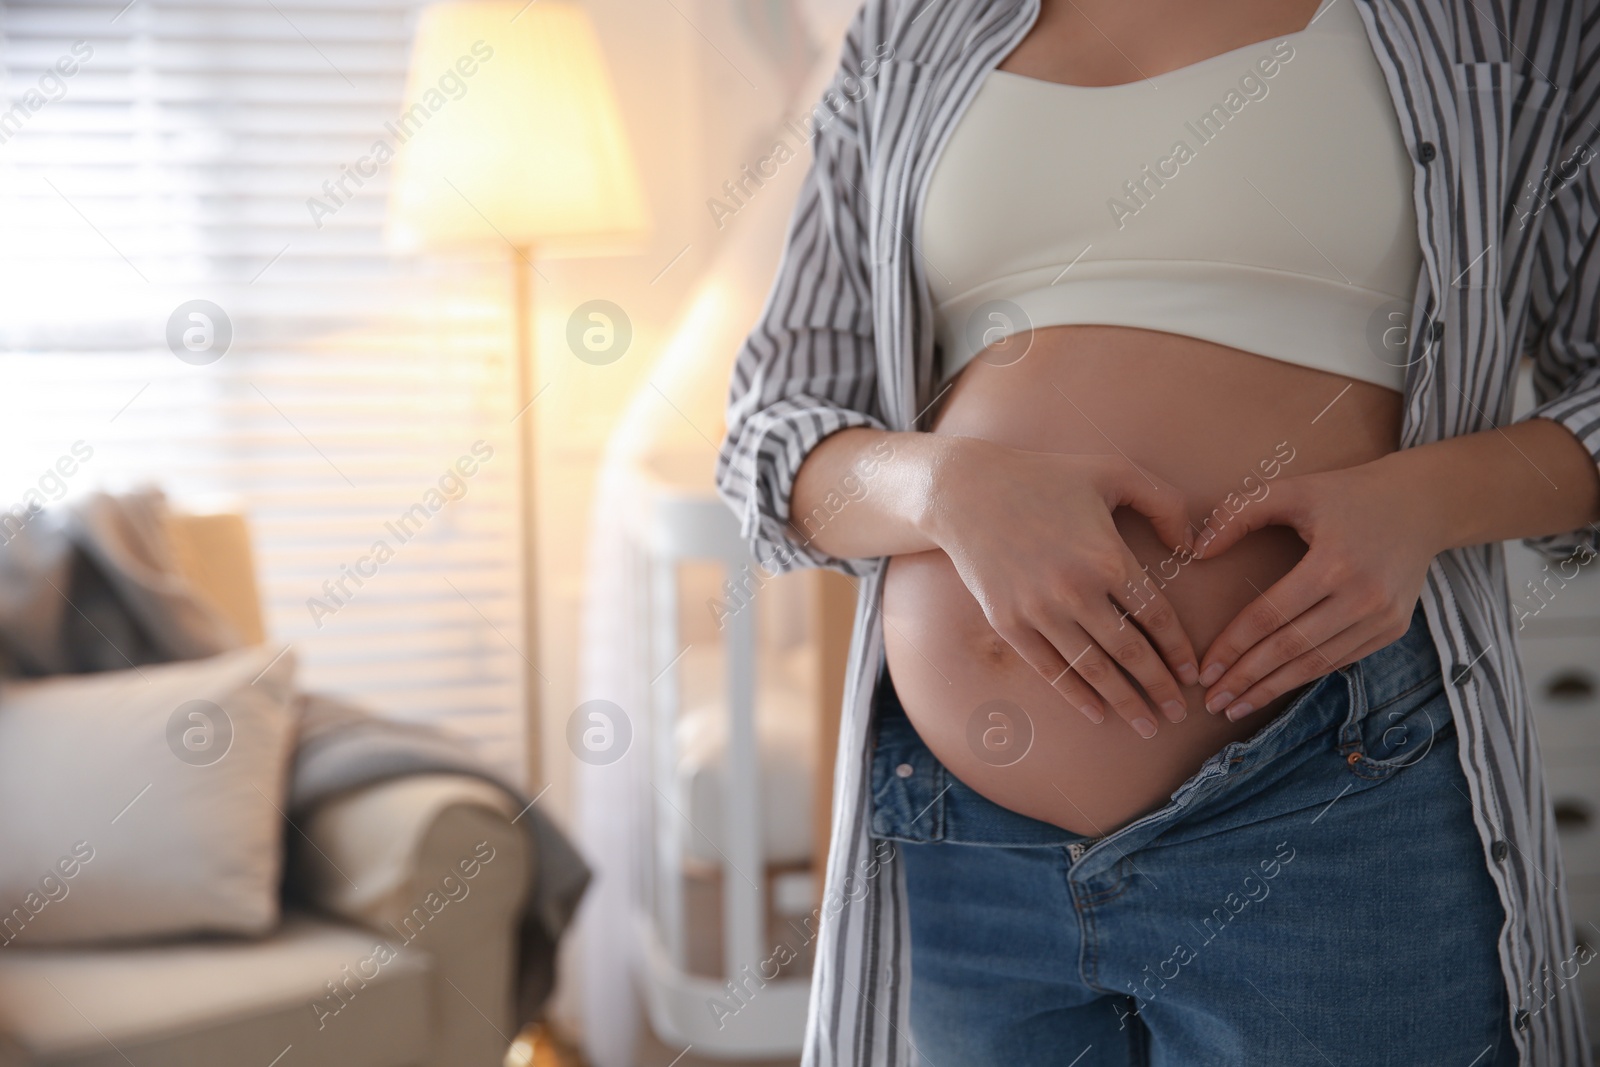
[513,245,543,792]
[386,0,648,798]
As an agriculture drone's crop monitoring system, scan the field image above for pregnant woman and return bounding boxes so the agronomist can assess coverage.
[715,0,1600,1062]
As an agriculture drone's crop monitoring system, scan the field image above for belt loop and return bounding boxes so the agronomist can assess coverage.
[1336,648,1371,760]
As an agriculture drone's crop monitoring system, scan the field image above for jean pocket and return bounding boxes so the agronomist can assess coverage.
[869,703,1084,846]
[1343,661,1452,781]
[870,711,947,843]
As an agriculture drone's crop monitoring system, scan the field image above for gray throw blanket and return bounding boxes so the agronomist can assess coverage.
[0,488,245,674]
[0,489,590,1023]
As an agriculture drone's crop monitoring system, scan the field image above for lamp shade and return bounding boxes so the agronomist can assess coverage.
[387,0,649,256]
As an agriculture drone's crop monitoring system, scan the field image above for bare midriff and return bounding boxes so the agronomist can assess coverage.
[880,325,1404,837]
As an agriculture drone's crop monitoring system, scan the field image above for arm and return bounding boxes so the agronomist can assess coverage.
[1387,417,1600,553]
[1191,39,1600,717]
[786,426,947,559]
[1191,419,1600,720]
[712,1,888,582]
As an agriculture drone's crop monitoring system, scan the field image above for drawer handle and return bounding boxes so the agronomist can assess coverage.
[1553,799,1592,832]
[1544,670,1596,702]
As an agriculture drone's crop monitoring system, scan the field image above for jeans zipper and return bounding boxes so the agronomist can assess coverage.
[1067,840,1091,862]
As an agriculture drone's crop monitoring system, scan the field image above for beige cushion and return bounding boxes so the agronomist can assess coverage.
[0,915,431,1067]
[0,645,298,945]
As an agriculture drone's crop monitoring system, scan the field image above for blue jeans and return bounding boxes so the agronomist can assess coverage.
[869,601,1517,1066]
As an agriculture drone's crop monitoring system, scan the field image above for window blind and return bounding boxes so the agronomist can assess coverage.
[0,0,526,781]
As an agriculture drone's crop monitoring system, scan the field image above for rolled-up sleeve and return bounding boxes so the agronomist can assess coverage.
[713,3,890,579]
[1520,29,1600,563]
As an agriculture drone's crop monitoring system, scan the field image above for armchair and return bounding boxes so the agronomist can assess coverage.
[0,510,533,1067]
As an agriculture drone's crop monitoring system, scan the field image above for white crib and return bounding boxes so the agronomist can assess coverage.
[621,458,817,1059]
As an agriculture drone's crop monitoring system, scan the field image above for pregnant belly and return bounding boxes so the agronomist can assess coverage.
[880,324,1403,837]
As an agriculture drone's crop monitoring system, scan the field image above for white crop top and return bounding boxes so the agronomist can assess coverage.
[921,0,1422,391]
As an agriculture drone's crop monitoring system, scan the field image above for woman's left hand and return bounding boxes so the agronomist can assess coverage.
[1188,457,1444,720]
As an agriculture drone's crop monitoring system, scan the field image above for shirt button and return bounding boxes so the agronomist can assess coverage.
[895,762,914,779]
[1515,1008,1531,1032]
[1492,839,1510,862]
[1448,663,1473,687]
[1418,140,1438,163]
[1429,320,1446,344]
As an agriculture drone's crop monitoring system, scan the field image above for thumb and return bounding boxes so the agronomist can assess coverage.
[1106,463,1200,554]
[1191,482,1303,560]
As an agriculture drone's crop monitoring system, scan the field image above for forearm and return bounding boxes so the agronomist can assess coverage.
[789,427,963,560]
[1382,415,1600,553]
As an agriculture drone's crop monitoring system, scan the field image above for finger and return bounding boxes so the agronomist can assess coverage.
[1208,603,1376,719]
[1203,597,1349,715]
[1102,461,1197,553]
[1062,638,1164,739]
[1218,624,1377,721]
[993,621,1109,725]
[1191,479,1306,561]
[1109,556,1201,689]
[1083,598,1188,725]
[1198,561,1328,691]
[1034,611,1162,738]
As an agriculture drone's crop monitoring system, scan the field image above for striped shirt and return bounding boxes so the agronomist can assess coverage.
[714,0,1600,1062]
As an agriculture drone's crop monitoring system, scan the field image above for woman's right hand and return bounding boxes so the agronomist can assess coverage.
[922,437,1202,737]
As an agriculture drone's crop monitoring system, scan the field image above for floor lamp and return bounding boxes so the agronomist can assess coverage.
[388,0,649,792]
